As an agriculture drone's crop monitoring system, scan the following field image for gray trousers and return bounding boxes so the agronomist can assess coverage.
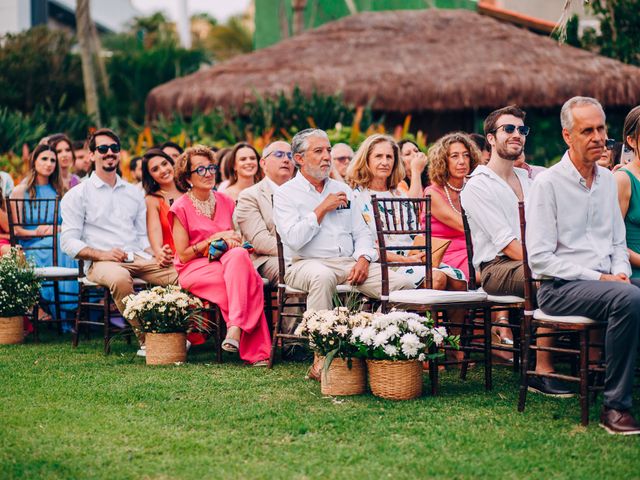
[538,279,640,411]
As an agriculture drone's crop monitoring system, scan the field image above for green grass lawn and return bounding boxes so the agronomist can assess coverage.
[1,334,639,480]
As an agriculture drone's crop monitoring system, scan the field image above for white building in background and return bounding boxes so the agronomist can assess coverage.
[0,0,141,36]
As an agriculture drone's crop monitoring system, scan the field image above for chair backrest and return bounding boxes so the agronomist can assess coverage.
[371,195,433,297]
[6,196,60,266]
[518,201,535,312]
[461,207,477,290]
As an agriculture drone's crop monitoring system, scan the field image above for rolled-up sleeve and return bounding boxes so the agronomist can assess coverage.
[273,186,321,251]
[60,188,87,259]
[526,178,601,281]
[133,190,150,251]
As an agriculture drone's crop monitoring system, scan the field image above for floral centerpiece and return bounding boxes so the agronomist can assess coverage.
[0,248,41,344]
[351,311,459,400]
[122,285,206,365]
[295,307,373,396]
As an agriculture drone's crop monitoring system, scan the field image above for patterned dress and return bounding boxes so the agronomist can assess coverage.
[353,187,466,288]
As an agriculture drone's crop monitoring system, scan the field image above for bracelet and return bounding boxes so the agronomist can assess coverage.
[191,243,200,256]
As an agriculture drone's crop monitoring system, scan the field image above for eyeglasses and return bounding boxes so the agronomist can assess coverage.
[190,165,218,176]
[491,124,531,137]
[605,139,616,150]
[264,150,292,160]
[95,143,121,154]
[333,156,353,163]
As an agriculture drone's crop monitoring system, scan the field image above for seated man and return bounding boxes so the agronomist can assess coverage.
[527,96,640,435]
[330,142,354,182]
[273,128,413,311]
[461,105,569,396]
[61,128,178,354]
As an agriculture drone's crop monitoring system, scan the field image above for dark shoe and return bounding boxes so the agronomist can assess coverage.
[282,344,310,362]
[600,408,640,435]
[528,376,575,398]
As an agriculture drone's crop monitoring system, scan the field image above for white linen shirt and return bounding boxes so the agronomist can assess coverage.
[60,173,151,263]
[273,173,377,262]
[526,151,631,281]
[460,165,531,269]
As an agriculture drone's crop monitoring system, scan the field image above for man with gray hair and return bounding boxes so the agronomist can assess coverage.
[274,128,413,311]
[527,96,640,435]
[330,142,354,181]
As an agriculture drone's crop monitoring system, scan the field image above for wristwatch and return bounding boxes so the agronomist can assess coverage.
[361,254,372,263]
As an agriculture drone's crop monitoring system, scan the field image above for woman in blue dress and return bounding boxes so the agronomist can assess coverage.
[10,144,78,322]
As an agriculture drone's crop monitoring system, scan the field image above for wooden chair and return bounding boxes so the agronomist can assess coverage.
[6,196,78,341]
[371,195,492,394]
[268,232,372,368]
[461,207,524,374]
[516,202,605,426]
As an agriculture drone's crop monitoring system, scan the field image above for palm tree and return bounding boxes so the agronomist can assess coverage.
[75,0,100,123]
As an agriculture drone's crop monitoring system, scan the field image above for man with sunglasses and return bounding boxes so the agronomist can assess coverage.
[462,105,572,397]
[61,128,178,355]
[330,143,354,181]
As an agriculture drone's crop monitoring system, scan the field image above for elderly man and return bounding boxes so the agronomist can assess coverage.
[330,143,354,181]
[273,129,413,311]
[527,96,640,435]
[61,128,178,354]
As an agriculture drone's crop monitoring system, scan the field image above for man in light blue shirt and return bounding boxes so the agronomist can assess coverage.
[61,128,177,348]
[274,129,413,310]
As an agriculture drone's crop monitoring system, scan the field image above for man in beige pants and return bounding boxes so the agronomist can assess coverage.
[273,129,413,311]
[61,128,178,354]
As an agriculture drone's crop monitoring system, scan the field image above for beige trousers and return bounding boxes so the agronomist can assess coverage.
[87,256,178,341]
[285,257,415,311]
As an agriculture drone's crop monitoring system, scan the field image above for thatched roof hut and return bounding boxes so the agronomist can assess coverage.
[146,9,640,118]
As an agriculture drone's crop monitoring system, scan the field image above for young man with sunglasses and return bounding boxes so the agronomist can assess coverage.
[462,105,572,397]
[60,128,178,355]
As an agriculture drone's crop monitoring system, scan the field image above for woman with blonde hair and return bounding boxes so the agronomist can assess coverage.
[346,133,465,290]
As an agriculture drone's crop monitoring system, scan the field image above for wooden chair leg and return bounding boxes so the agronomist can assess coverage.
[517,316,532,413]
[459,309,471,381]
[32,303,40,343]
[483,306,493,391]
[73,287,83,348]
[510,308,521,373]
[268,295,285,369]
[215,307,223,364]
[53,280,63,335]
[429,344,439,396]
[103,290,111,355]
[579,329,590,426]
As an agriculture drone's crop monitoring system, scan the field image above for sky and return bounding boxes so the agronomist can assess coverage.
[131,0,252,22]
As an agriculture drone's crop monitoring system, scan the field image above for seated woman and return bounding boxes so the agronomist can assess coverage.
[48,134,81,191]
[615,105,640,279]
[346,133,466,291]
[169,145,270,366]
[0,185,10,255]
[10,144,78,321]
[397,139,428,194]
[421,132,481,280]
[141,148,185,265]
[219,142,263,202]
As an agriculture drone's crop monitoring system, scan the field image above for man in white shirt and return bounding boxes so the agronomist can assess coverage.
[527,97,640,435]
[462,105,570,397]
[61,128,178,348]
[274,129,413,311]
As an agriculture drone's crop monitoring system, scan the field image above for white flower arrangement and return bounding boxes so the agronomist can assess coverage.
[351,310,459,361]
[0,248,41,317]
[122,285,205,334]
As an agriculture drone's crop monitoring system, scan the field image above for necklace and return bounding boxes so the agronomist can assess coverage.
[188,190,216,218]
[445,180,464,192]
[444,185,461,215]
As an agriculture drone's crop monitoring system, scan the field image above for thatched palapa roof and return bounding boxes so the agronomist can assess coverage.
[146,9,640,118]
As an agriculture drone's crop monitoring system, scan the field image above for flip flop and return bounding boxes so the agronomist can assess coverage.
[221,338,239,353]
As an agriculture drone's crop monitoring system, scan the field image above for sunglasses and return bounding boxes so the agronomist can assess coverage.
[605,139,616,151]
[190,165,218,176]
[492,124,531,137]
[265,150,292,160]
[95,143,121,154]
[333,155,353,163]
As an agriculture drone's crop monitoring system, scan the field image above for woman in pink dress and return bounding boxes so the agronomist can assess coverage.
[169,145,270,366]
[421,132,481,280]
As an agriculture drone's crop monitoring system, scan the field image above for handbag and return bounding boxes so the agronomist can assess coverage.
[208,239,255,261]
[408,235,451,267]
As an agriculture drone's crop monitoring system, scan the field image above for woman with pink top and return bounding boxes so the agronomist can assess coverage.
[421,132,481,280]
[169,145,270,366]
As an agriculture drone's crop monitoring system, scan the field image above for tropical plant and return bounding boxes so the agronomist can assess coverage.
[0,248,42,317]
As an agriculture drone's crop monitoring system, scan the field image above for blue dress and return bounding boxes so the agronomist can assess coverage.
[20,184,78,319]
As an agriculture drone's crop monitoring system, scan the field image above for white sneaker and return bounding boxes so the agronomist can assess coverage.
[136,345,146,357]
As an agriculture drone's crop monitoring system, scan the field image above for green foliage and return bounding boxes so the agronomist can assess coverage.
[589,0,640,66]
[0,248,41,316]
[0,26,84,113]
[200,15,253,62]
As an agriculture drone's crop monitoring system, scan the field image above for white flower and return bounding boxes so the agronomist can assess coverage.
[418,353,426,362]
[373,331,389,348]
[400,332,424,358]
[335,324,349,336]
[383,345,398,357]
[358,326,376,346]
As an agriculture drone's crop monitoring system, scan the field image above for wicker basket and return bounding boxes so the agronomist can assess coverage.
[367,359,423,400]
[145,332,187,365]
[0,316,24,345]
[321,357,366,396]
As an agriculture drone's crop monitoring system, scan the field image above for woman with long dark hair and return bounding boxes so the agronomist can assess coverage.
[48,133,81,191]
[220,142,263,202]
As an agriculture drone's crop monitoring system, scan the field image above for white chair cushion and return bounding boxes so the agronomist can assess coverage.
[261,277,270,286]
[389,289,487,305]
[477,287,524,304]
[533,309,599,324]
[35,267,78,278]
[79,277,147,287]
[283,283,356,296]
[285,285,307,295]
